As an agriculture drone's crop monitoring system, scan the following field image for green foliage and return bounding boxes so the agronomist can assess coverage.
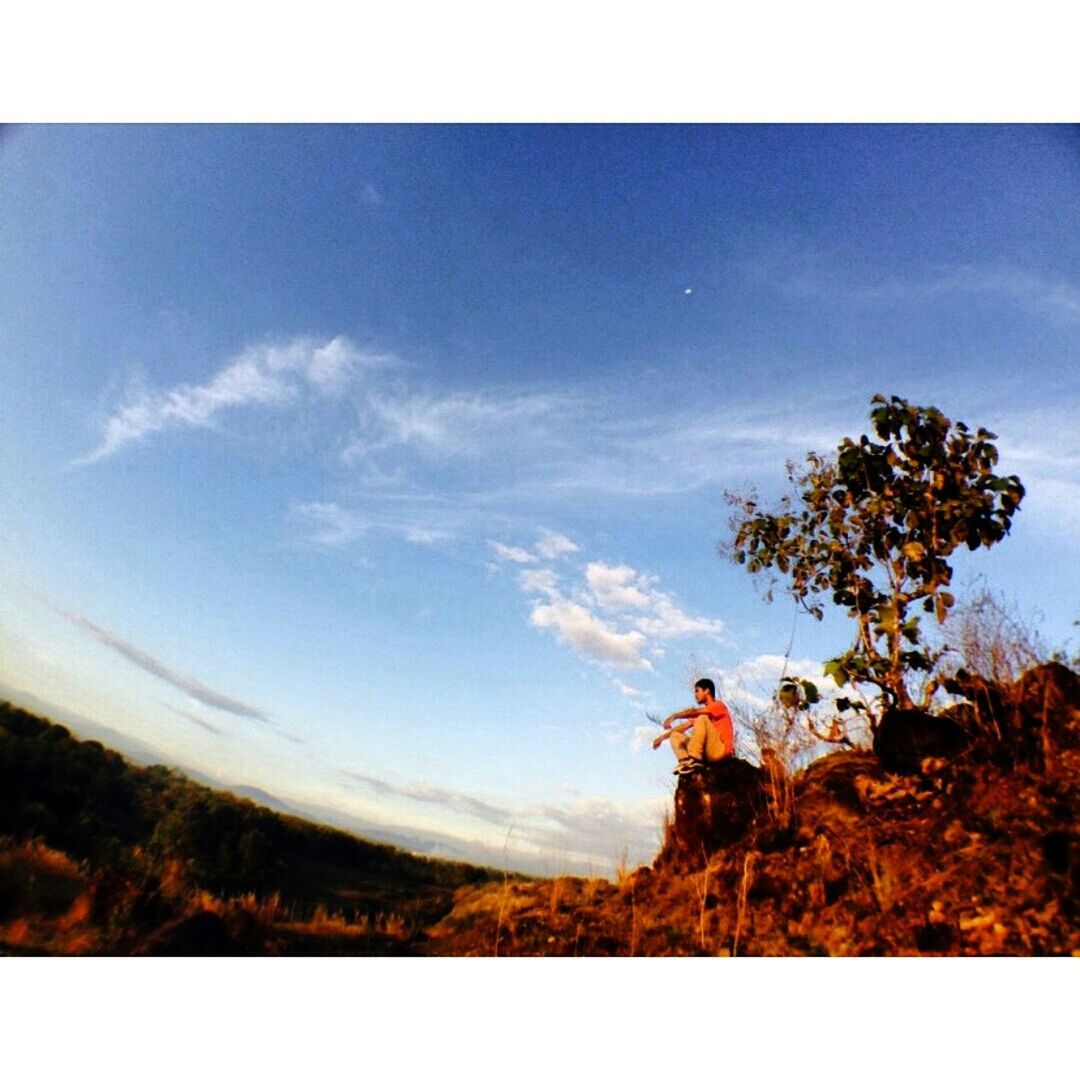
[727,395,1025,712]
[777,678,819,710]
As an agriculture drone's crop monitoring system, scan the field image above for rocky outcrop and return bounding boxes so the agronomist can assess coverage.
[871,664,1080,775]
[1014,662,1080,753]
[936,661,1080,770]
[654,758,765,871]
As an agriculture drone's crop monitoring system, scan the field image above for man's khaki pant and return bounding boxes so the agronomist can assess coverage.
[670,717,728,763]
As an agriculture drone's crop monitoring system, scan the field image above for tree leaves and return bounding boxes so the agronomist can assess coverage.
[724,394,1024,711]
[777,678,821,711]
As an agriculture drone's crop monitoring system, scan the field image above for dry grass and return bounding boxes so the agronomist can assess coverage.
[692,858,719,954]
[0,839,99,955]
[0,835,418,954]
[732,851,756,957]
[0,837,82,879]
[761,747,796,833]
[942,587,1049,686]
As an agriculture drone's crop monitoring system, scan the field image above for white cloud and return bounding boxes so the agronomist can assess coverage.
[77,336,389,464]
[535,530,580,559]
[631,593,726,640]
[303,336,372,394]
[518,568,560,600]
[585,560,726,640]
[530,598,652,671]
[500,547,726,673]
[614,679,643,698]
[488,540,539,564]
[586,562,651,610]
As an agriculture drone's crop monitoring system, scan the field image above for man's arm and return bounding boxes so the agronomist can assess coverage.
[662,707,705,730]
[652,709,705,750]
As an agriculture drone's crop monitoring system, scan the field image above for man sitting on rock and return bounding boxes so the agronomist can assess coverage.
[652,678,735,775]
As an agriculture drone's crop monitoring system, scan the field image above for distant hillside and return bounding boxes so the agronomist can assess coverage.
[0,684,536,870]
[0,700,514,955]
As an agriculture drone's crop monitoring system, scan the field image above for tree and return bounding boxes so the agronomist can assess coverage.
[725,394,1025,716]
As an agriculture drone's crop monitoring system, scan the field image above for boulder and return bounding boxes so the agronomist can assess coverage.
[655,757,765,871]
[873,709,971,774]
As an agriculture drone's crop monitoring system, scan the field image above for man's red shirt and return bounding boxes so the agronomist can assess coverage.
[702,699,734,757]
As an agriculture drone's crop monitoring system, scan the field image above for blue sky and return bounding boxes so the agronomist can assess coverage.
[2,124,1077,873]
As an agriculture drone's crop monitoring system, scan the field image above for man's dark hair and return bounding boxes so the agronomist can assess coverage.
[694,678,716,697]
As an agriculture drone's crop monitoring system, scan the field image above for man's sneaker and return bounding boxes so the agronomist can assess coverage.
[674,757,703,775]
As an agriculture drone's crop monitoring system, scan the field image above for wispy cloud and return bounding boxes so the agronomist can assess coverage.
[58,609,271,722]
[293,499,463,548]
[82,325,1068,557]
[784,261,1080,323]
[526,796,664,862]
[341,769,663,866]
[518,567,560,599]
[359,182,382,207]
[994,407,1080,542]
[76,335,391,464]
[332,372,853,509]
[488,540,538,564]
[342,388,578,463]
[164,703,223,736]
[342,770,512,827]
[535,529,580,559]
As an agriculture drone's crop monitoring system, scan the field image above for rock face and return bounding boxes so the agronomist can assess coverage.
[655,757,765,871]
